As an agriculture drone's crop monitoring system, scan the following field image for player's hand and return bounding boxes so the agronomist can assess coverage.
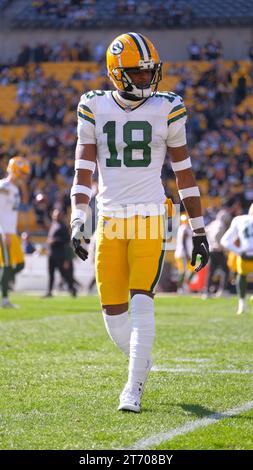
[71,218,90,262]
[191,234,209,272]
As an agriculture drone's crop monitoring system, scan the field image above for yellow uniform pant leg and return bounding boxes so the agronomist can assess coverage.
[9,234,24,266]
[236,256,253,275]
[95,217,129,305]
[128,215,165,293]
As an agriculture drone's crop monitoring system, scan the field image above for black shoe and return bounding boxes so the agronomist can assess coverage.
[70,288,77,297]
[42,292,53,298]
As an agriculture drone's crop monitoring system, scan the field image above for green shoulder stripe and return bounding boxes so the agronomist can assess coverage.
[167,111,187,126]
[78,104,94,115]
[169,103,185,115]
[78,112,95,125]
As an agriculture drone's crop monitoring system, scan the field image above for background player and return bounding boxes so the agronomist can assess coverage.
[174,213,195,293]
[0,156,30,308]
[221,203,253,315]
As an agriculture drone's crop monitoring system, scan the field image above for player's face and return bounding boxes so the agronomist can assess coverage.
[126,69,153,89]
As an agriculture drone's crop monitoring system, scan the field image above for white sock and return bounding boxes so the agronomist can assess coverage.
[239,298,246,309]
[102,311,131,356]
[128,294,155,387]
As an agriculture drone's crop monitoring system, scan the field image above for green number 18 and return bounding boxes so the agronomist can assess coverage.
[103,121,152,168]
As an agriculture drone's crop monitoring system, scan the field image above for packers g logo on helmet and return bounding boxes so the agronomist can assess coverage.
[107,32,162,99]
[7,156,30,179]
[110,40,124,55]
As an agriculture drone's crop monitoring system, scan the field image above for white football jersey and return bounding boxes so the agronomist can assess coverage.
[221,214,253,256]
[0,178,20,234]
[77,90,187,217]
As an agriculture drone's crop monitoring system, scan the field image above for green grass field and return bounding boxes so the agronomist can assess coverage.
[0,294,253,450]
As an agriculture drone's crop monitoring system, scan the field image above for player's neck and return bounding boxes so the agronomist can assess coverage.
[115,91,145,106]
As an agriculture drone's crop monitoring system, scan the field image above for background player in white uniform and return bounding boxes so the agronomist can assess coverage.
[70,32,209,412]
[221,204,253,314]
[174,213,194,293]
[0,156,30,308]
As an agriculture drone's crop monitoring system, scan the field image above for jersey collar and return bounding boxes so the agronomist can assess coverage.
[111,91,148,112]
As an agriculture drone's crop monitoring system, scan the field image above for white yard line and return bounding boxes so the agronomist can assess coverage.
[151,366,253,374]
[130,400,253,450]
[174,358,210,363]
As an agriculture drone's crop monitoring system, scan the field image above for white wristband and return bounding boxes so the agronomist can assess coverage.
[70,185,92,198]
[171,157,192,172]
[178,186,200,199]
[75,159,96,172]
[189,216,205,231]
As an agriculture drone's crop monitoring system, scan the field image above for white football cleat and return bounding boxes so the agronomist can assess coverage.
[236,305,246,315]
[236,299,246,315]
[118,382,143,413]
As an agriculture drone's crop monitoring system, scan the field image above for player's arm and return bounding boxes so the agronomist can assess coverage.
[220,219,241,255]
[70,143,97,261]
[167,143,209,272]
[70,94,97,261]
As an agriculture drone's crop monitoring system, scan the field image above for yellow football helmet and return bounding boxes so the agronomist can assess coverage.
[107,32,162,99]
[7,156,30,179]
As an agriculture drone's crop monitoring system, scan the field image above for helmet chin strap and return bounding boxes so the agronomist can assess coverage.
[121,71,152,100]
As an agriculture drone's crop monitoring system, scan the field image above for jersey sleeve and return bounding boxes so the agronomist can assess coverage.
[77,93,96,145]
[220,217,241,254]
[166,94,187,146]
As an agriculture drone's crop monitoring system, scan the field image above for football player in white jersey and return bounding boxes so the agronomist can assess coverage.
[174,213,194,293]
[70,33,209,412]
[0,156,30,308]
[221,204,253,314]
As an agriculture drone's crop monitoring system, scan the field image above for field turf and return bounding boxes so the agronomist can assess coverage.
[0,294,252,450]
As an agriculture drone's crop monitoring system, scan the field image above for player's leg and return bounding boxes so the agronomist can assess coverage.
[1,266,13,307]
[235,256,252,314]
[57,258,77,297]
[175,258,185,292]
[118,215,165,412]
[8,235,25,292]
[0,235,16,308]
[12,263,25,276]
[46,255,55,297]
[96,216,131,357]
[204,251,216,296]
[236,273,247,314]
[215,252,230,297]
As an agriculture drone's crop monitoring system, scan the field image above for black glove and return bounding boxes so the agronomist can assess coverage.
[71,219,90,262]
[72,237,90,261]
[191,234,209,272]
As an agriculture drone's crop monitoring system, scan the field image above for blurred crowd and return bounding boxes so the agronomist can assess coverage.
[9,40,105,67]
[2,37,253,69]
[30,0,193,28]
[187,38,253,63]
[0,58,253,233]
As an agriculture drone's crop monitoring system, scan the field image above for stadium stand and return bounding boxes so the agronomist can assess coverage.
[5,0,253,29]
[0,55,253,236]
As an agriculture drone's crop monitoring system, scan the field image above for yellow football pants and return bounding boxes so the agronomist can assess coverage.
[236,256,253,275]
[175,257,195,274]
[95,215,165,305]
[0,233,24,267]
